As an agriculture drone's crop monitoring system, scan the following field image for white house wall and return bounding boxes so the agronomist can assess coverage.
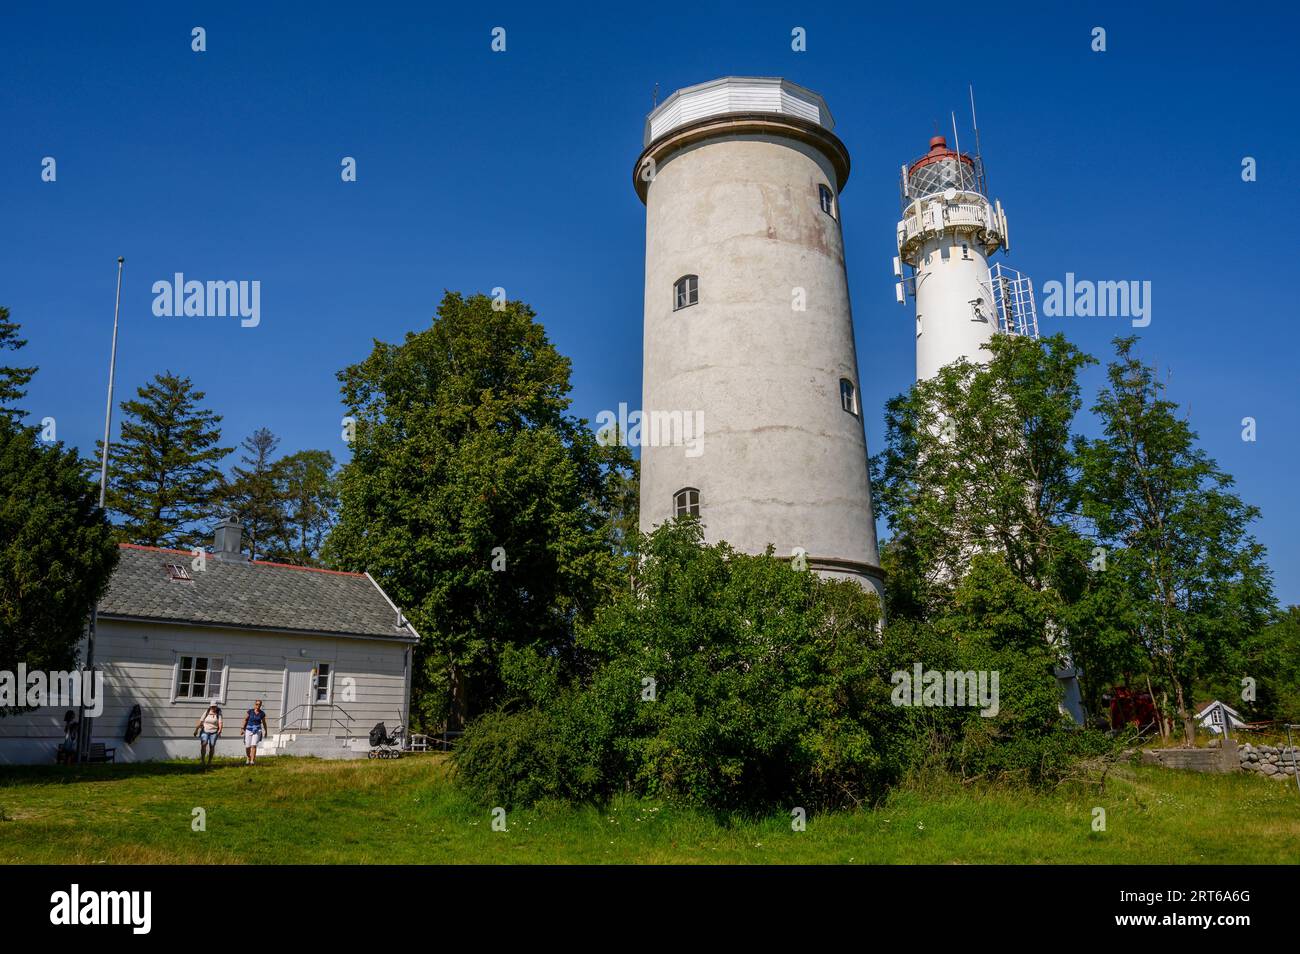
[0,619,411,764]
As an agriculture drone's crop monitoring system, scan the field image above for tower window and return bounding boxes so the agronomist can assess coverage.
[819,184,835,218]
[839,378,858,416]
[673,275,699,311]
[673,487,700,518]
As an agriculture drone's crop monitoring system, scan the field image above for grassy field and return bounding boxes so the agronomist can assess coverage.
[0,755,1295,864]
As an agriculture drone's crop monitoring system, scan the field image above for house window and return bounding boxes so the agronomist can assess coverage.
[166,563,192,582]
[673,487,700,518]
[176,655,225,701]
[673,275,698,311]
[819,184,835,218]
[840,379,858,416]
[314,663,332,704]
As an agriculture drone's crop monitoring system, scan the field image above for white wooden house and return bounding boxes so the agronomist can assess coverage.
[0,519,419,764]
[1195,699,1247,736]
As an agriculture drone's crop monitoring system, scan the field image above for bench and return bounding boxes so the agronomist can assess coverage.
[86,743,116,763]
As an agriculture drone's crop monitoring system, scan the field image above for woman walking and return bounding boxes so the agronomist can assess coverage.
[241,699,269,765]
[194,704,222,768]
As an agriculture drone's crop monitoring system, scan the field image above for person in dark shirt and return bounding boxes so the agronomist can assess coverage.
[241,699,269,765]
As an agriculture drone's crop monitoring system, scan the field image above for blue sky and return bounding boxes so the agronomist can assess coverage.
[3,2,1297,602]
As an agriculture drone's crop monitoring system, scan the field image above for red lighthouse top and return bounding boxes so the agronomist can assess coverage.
[906,135,982,198]
[908,135,974,174]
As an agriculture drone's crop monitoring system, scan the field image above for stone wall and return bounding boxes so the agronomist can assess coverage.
[1238,743,1300,781]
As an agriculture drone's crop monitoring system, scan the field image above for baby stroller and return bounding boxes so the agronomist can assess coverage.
[367,722,405,759]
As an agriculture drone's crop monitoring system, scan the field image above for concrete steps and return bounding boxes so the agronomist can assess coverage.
[264,732,368,760]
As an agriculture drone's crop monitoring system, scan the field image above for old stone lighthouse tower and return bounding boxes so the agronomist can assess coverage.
[633,77,884,598]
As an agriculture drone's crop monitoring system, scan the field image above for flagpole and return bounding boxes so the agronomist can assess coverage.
[80,255,124,763]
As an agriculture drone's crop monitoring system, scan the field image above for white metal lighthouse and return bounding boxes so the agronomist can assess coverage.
[633,77,885,600]
[894,132,1037,379]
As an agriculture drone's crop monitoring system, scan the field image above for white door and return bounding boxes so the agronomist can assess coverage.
[283,663,314,730]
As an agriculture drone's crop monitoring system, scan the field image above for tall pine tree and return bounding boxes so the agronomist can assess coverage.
[224,427,285,560]
[268,449,337,566]
[0,307,37,421]
[104,372,231,548]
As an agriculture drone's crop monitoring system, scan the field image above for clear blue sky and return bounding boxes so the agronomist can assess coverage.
[3,2,1297,602]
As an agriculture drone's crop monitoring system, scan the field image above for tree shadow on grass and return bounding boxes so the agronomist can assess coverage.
[0,758,275,788]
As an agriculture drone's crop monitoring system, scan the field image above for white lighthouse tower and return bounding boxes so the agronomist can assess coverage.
[893,125,1084,722]
[633,77,884,600]
[894,133,1037,380]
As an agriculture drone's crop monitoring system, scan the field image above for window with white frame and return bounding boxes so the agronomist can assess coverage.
[673,274,698,311]
[819,184,835,218]
[673,487,700,518]
[313,662,332,703]
[840,378,858,416]
[176,655,225,701]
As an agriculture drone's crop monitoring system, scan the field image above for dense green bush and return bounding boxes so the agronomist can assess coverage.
[455,521,1116,813]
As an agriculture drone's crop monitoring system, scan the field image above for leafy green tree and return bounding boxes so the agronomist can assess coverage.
[455,521,1113,811]
[872,333,1096,618]
[224,427,285,560]
[871,333,1116,720]
[0,417,119,695]
[104,372,231,548]
[325,291,634,729]
[1237,607,1300,722]
[267,449,338,566]
[0,307,36,421]
[1077,337,1274,743]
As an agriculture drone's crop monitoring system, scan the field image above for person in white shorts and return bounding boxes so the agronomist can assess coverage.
[241,699,269,765]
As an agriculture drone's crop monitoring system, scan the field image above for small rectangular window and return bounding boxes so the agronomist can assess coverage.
[673,488,700,518]
[840,379,858,416]
[176,655,224,700]
[819,184,835,218]
[314,663,332,703]
[674,275,699,311]
[166,563,192,581]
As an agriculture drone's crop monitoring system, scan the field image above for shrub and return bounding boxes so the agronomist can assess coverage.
[455,522,1118,812]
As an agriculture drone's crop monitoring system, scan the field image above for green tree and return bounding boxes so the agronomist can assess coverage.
[1237,607,1300,722]
[0,307,37,420]
[104,372,231,548]
[871,333,1115,719]
[457,518,896,812]
[0,417,119,694]
[325,291,634,729]
[267,449,338,566]
[1077,337,1274,743]
[872,333,1096,618]
[224,427,285,560]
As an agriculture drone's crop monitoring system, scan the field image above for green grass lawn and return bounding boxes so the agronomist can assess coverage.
[0,755,1295,864]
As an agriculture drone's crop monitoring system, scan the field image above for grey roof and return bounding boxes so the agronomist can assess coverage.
[98,545,419,642]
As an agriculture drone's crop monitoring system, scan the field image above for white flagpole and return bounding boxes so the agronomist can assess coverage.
[80,255,124,763]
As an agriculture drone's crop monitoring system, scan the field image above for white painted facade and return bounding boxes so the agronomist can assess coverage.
[634,77,884,597]
[0,619,413,764]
